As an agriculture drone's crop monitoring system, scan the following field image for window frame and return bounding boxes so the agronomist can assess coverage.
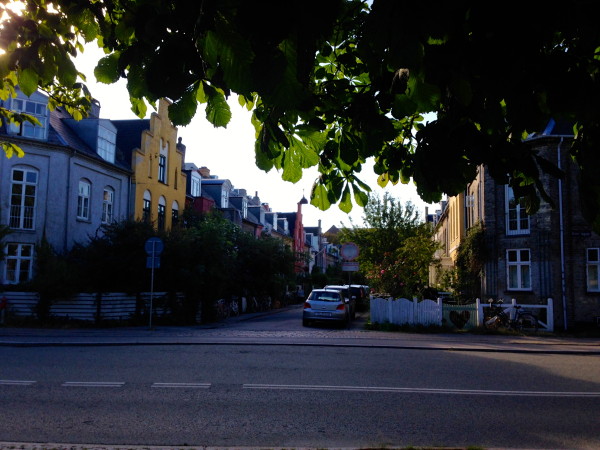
[142,190,152,224]
[157,196,166,231]
[586,248,600,292]
[506,248,532,291]
[4,242,34,284]
[506,186,530,235]
[102,187,115,224]
[9,167,38,230]
[77,179,92,221]
[9,97,48,140]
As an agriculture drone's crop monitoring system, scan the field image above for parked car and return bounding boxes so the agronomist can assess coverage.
[323,284,356,319]
[348,284,370,312]
[303,289,350,327]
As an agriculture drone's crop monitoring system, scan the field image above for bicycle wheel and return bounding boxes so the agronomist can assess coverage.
[483,315,501,330]
[517,313,539,332]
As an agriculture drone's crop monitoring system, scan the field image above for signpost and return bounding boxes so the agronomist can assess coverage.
[340,242,360,284]
[145,237,164,329]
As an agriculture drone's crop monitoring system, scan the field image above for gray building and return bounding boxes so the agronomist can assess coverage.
[0,89,131,285]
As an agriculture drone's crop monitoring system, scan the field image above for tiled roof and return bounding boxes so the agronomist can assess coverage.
[112,119,151,170]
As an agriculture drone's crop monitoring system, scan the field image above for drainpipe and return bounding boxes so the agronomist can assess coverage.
[557,138,568,330]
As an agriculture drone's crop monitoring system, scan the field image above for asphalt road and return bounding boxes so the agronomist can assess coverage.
[0,305,599,449]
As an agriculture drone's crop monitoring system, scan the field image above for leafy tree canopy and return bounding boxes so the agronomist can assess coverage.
[2,0,600,227]
[340,193,438,297]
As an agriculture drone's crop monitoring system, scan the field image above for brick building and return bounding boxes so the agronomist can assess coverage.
[432,119,600,330]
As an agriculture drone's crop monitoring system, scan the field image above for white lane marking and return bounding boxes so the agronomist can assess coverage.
[0,380,36,386]
[62,381,125,388]
[243,384,600,398]
[151,382,211,388]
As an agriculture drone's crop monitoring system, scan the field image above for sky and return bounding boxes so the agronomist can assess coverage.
[76,44,438,231]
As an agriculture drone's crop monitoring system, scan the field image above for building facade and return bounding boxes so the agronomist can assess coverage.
[432,120,600,329]
[0,89,131,284]
[112,98,187,231]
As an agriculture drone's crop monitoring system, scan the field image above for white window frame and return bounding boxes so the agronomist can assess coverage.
[4,243,34,284]
[9,168,37,230]
[143,190,152,223]
[506,186,530,235]
[221,188,229,208]
[586,248,600,292]
[9,98,48,140]
[172,200,179,226]
[77,180,91,220]
[157,196,166,230]
[158,139,168,183]
[102,187,114,224]
[507,248,532,291]
[191,175,201,197]
[97,124,116,163]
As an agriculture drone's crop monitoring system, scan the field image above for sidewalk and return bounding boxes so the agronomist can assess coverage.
[1,306,599,354]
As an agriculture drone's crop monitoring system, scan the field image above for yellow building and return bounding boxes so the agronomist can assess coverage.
[113,98,187,230]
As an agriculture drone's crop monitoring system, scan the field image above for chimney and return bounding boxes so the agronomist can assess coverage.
[199,166,211,178]
[176,137,186,161]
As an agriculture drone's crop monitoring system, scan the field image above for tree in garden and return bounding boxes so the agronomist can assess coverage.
[340,193,438,298]
[2,0,600,229]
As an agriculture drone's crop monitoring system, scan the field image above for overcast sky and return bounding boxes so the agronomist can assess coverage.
[76,44,437,231]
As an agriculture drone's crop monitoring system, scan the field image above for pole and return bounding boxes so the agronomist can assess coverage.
[149,241,155,329]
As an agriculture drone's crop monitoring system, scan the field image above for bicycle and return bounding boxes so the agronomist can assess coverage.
[483,299,539,332]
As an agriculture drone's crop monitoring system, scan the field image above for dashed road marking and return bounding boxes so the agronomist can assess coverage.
[0,379,36,386]
[151,382,211,388]
[61,381,125,388]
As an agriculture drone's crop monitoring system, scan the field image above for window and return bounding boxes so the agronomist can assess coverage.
[191,176,201,197]
[97,125,116,163]
[158,139,168,183]
[172,201,179,227]
[506,186,530,235]
[9,168,37,230]
[586,248,600,292]
[77,180,91,220]
[157,196,166,231]
[4,243,34,284]
[507,249,531,290]
[9,98,48,139]
[221,188,229,208]
[102,187,114,224]
[242,198,248,219]
[143,190,152,223]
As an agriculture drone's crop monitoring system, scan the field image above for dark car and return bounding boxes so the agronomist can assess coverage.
[348,284,369,312]
[303,289,350,327]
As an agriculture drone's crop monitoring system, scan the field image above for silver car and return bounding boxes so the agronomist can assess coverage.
[302,289,349,327]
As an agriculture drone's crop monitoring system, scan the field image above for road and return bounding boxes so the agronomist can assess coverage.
[0,305,599,449]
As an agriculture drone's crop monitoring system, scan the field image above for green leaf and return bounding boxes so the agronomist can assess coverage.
[169,87,198,126]
[94,53,121,84]
[130,97,147,118]
[311,183,331,211]
[254,138,275,172]
[339,185,353,213]
[57,56,77,87]
[353,185,369,207]
[205,87,231,127]
[18,68,39,96]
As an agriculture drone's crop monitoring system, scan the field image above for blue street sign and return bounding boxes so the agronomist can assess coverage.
[146,256,161,269]
[145,237,164,256]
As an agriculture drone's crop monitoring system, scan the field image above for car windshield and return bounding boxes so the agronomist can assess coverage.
[310,292,340,302]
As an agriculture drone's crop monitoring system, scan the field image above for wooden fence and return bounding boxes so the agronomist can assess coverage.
[370,297,554,332]
[0,292,186,323]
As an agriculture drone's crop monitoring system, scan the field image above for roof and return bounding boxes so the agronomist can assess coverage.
[111,119,151,169]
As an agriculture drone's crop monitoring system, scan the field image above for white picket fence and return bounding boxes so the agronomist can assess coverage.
[370,297,443,327]
[370,296,554,332]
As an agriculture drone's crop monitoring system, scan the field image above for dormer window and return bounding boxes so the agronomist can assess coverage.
[9,97,48,140]
[97,124,116,163]
[221,188,229,208]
